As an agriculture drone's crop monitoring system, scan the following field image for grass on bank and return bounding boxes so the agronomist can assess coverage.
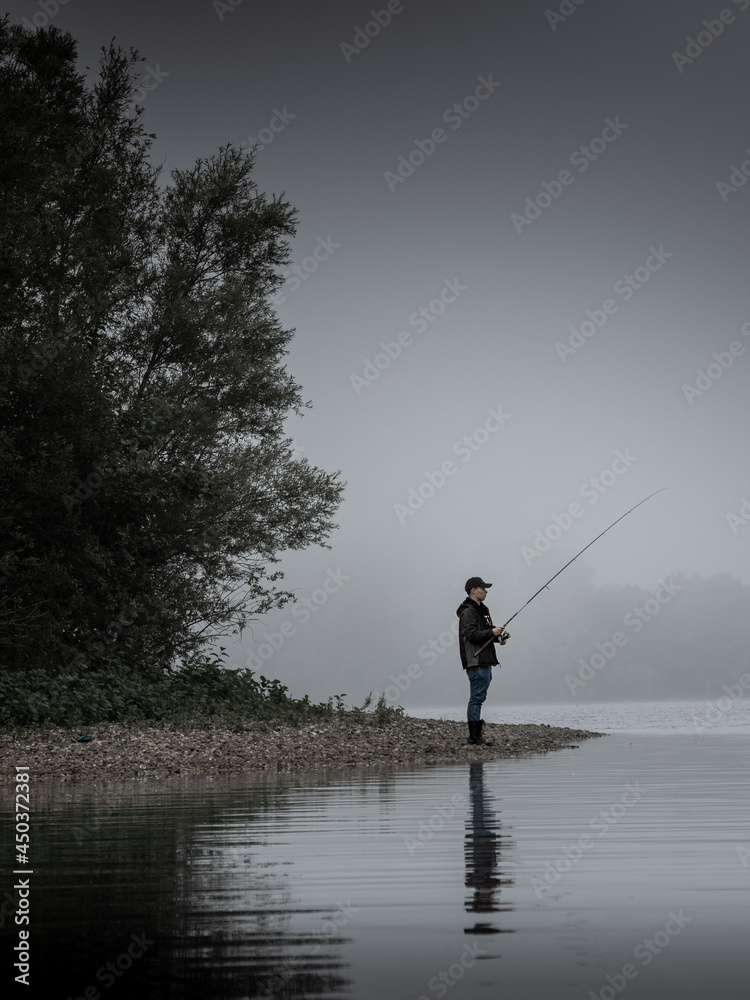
[0,654,404,731]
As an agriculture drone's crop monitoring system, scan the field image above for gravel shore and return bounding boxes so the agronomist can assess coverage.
[1,715,603,782]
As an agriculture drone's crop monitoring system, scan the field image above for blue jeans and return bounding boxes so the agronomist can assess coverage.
[467,665,492,721]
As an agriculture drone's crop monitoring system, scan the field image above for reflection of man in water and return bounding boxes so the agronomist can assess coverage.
[464,763,514,934]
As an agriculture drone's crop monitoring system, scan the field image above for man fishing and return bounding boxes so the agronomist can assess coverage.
[453,490,666,747]
[457,577,509,746]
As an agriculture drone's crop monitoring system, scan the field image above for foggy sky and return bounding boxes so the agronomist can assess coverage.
[10,0,750,705]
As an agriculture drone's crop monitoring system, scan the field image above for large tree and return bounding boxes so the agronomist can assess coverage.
[0,19,343,673]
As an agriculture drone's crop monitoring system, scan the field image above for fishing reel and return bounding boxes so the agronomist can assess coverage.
[497,629,510,644]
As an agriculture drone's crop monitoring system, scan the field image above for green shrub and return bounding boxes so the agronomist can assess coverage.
[0,658,404,729]
[0,654,327,728]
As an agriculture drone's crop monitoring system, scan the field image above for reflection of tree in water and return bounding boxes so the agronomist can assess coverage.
[27,771,354,1000]
[464,763,515,935]
[141,774,356,999]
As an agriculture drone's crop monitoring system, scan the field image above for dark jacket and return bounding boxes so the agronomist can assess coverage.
[456,597,500,670]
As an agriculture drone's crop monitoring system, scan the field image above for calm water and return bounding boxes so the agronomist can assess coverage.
[2,704,749,999]
[410,698,750,734]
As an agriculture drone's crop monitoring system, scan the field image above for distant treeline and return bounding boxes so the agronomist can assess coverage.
[501,571,750,702]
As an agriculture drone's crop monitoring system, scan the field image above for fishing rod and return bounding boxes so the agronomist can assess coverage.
[473,488,668,657]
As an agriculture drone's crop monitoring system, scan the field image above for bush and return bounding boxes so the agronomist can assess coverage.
[0,654,328,728]
[0,656,404,729]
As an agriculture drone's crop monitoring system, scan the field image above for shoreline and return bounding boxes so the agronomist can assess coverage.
[1,715,603,782]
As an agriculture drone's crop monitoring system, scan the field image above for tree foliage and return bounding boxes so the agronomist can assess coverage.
[0,19,344,673]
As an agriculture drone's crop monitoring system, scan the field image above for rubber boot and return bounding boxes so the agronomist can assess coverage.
[467,720,481,745]
[479,719,494,746]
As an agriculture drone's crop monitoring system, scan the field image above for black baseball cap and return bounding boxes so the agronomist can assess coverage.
[465,577,492,593]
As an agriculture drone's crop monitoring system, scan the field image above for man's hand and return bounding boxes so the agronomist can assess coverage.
[492,627,505,636]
